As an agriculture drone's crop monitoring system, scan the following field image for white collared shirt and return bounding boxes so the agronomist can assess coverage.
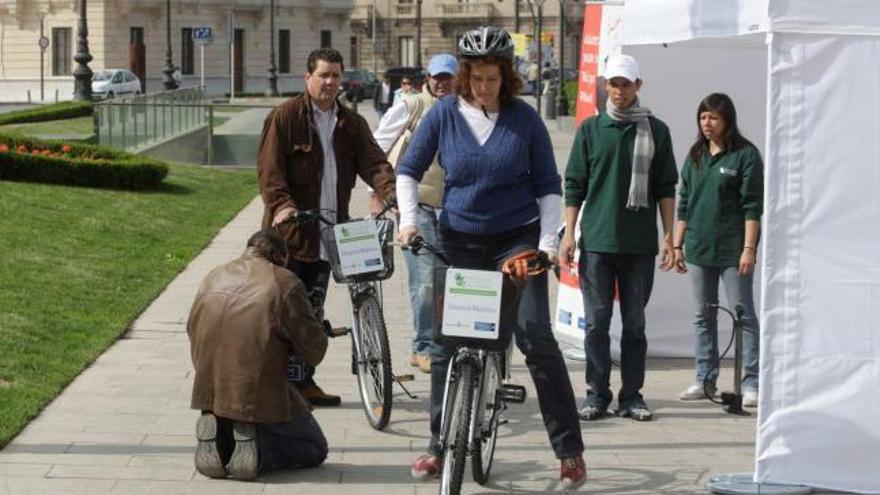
[312,102,338,260]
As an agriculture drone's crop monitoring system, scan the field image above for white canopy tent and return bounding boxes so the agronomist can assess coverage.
[596,1,880,493]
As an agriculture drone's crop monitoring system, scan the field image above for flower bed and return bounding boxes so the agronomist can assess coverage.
[0,132,168,190]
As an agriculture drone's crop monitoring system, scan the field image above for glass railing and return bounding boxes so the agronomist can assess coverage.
[94,87,209,151]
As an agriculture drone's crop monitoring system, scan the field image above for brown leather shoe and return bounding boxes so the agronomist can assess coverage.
[415,353,432,374]
[299,384,342,407]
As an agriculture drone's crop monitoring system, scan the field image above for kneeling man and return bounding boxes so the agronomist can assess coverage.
[187,229,329,480]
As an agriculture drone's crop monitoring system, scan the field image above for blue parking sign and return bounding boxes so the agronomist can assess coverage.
[193,27,213,44]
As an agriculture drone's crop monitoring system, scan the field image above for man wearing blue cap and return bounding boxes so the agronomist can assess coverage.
[371,53,458,372]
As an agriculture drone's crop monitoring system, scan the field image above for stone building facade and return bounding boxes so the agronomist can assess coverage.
[0,0,353,101]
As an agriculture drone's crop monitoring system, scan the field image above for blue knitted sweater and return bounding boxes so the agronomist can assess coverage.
[397,96,561,235]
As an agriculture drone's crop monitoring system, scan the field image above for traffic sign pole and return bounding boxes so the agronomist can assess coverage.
[200,44,205,88]
[191,27,213,91]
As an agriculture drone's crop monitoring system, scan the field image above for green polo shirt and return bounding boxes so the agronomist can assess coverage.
[677,144,764,267]
[564,112,679,255]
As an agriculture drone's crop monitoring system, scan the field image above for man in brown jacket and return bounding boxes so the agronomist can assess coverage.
[258,47,396,407]
[188,229,329,481]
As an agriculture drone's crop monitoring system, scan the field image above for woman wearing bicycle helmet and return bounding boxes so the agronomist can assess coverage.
[396,26,586,488]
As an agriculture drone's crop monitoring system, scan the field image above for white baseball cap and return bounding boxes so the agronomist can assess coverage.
[604,54,640,82]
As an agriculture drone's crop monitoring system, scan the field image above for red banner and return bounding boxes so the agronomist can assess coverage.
[575,4,603,126]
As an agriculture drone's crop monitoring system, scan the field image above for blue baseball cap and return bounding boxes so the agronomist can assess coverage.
[427,53,458,77]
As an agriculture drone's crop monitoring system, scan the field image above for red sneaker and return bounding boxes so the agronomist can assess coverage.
[411,453,442,480]
[560,455,587,489]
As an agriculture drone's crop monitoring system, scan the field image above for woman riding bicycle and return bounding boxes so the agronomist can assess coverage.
[396,26,586,488]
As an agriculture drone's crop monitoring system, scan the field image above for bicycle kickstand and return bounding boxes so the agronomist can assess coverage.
[392,373,418,399]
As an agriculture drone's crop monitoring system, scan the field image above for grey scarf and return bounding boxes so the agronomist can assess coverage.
[606,98,655,211]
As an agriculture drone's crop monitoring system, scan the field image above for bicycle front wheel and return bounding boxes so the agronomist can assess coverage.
[472,352,502,484]
[440,360,474,495]
[354,292,393,430]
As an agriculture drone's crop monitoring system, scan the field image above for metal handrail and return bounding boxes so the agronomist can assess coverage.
[94,86,209,151]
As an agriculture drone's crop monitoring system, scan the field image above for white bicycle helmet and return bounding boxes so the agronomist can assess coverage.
[458,26,514,61]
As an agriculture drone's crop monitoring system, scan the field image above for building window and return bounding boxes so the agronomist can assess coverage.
[399,36,414,67]
[51,27,72,76]
[279,29,290,73]
[349,36,358,69]
[181,28,194,75]
[320,30,332,48]
[130,27,144,45]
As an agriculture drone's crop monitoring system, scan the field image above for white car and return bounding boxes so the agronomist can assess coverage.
[92,69,141,99]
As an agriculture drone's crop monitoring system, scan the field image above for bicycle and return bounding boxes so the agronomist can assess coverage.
[406,236,552,494]
[285,204,414,431]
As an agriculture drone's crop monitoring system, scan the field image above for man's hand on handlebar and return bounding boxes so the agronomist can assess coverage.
[397,225,421,246]
[272,206,295,227]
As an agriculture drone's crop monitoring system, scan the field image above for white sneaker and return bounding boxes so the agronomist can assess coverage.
[678,383,716,401]
[743,390,758,408]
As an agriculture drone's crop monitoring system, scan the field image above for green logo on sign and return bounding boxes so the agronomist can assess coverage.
[455,273,466,287]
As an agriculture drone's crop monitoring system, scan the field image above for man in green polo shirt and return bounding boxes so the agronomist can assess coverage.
[561,54,678,422]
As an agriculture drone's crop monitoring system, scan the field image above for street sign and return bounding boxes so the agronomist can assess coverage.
[38,36,49,50]
[192,27,213,45]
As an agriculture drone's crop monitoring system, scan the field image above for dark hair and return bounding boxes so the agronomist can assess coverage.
[247,229,288,265]
[307,48,344,74]
[688,93,754,168]
[454,56,522,109]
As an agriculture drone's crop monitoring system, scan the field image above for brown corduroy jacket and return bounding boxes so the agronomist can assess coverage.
[187,249,327,423]
[257,93,396,262]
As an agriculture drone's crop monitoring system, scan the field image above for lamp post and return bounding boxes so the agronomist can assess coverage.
[515,0,521,33]
[371,0,378,74]
[415,0,422,68]
[535,0,544,117]
[72,0,93,101]
[556,0,568,116]
[162,0,178,90]
[266,0,279,96]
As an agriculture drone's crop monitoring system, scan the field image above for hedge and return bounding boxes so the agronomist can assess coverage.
[0,132,168,190]
[564,81,578,117]
[0,101,93,127]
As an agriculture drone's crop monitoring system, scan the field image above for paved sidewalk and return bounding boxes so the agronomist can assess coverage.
[1,103,764,495]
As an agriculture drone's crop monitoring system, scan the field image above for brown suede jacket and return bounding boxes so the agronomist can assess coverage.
[257,93,396,262]
[187,249,327,423]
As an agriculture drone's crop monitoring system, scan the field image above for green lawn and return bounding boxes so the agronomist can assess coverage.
[0,164,257,448]
[0,116,94,137]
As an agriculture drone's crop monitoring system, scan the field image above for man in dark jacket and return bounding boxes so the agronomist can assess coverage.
[257,47,396,407]
[188,229,329,481]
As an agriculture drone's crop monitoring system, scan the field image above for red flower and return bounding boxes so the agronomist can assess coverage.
[62,145,73,153]
[0,144,9,152]
[17,145,28,153]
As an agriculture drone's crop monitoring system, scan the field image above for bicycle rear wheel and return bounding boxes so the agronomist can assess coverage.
[471,352,502,484]
[440,360,474,495]
[354,292,393,430]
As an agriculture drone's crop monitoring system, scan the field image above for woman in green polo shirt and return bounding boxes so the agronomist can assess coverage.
[671,93,764,407]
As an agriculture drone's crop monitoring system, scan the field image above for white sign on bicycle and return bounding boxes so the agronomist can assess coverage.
[333,220,384,277]
[441,268,503,340]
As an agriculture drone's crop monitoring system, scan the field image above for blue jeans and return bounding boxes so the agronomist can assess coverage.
[403,206,439,354]
[579,251,655,409]
[427,223,584,459]
[285,260,331,388]
[257,413,328,473]
[687,264,759,391]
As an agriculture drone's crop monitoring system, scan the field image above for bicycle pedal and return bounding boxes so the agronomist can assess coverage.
[499,384,527,404]
[328,326,351,338]
[395,374,415,382]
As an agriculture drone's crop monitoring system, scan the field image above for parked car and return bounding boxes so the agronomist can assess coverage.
[341,69,379,102]
[91,69,141,99]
